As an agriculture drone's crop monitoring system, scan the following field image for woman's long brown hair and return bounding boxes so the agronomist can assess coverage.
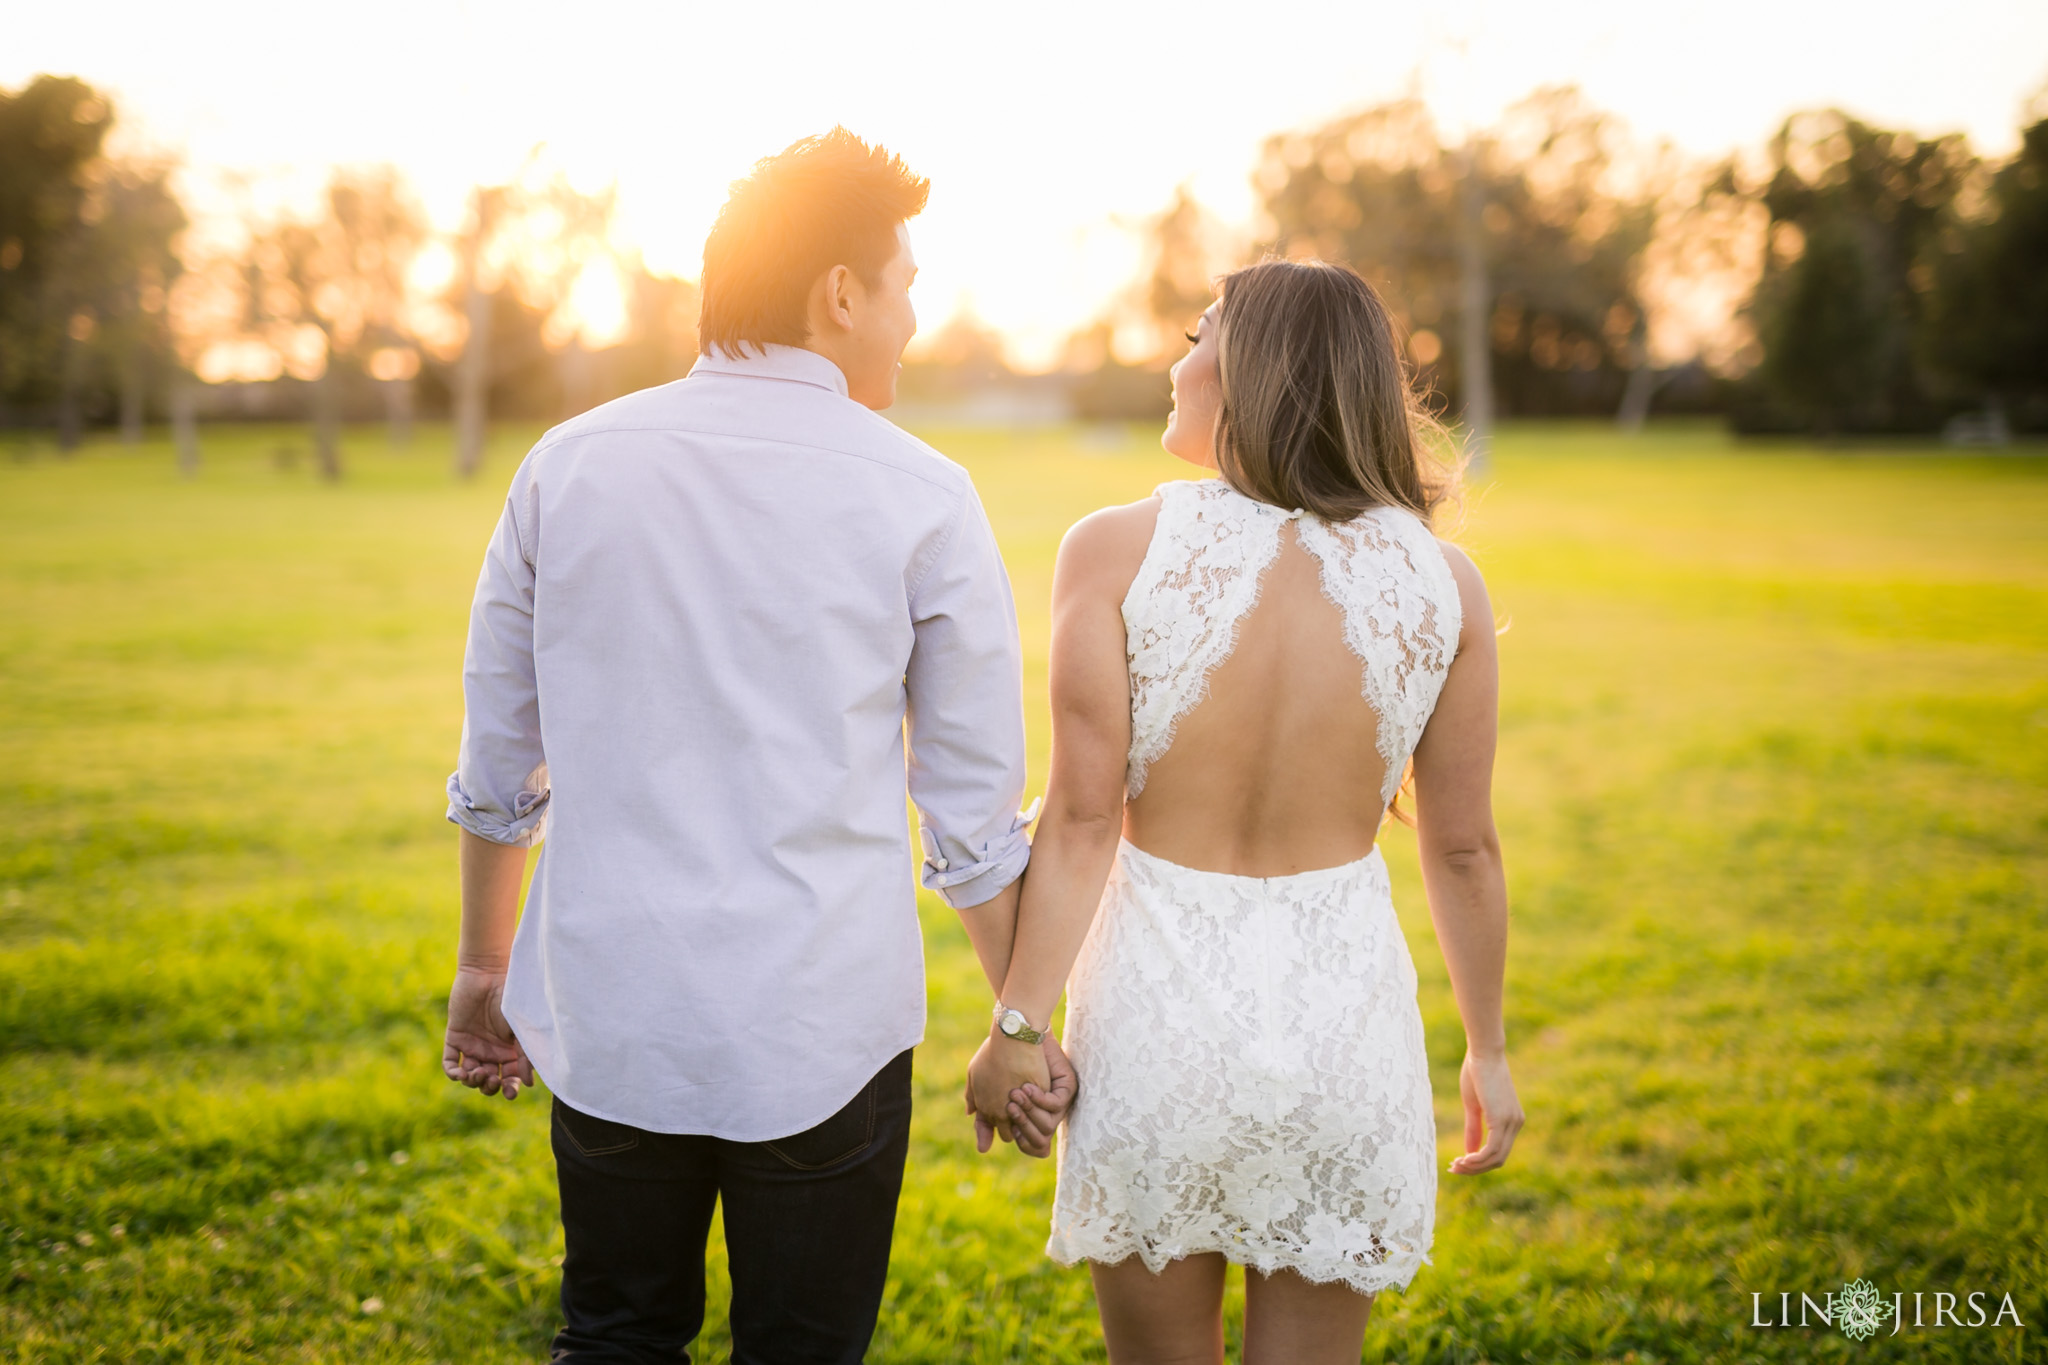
[1211,258,1461,527]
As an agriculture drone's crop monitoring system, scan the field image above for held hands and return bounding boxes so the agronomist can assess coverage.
[442,967,536,1101]
[965,1032,1077,1159]
[1449,1047,1524,1174]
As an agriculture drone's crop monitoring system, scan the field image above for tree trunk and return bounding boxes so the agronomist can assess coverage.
[57,333,85,453]
[120,348,145,445]
[1985,394,2011,446]
[384,376,414,448]
[1615,365,1656,431]
[1616,365,1657,433]
[172,380,200,476]
[1616,324,1661,432]
[312,357,341,480]
[455,276,490,478]
[1457,145,1494,475]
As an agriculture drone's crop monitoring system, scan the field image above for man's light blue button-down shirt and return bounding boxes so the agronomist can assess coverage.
[447,344,1031,1140]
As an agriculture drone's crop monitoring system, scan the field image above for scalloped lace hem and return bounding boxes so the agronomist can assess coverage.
[1045,1227,1432,1297]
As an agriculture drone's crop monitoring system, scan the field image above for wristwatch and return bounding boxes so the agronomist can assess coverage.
[992,1002,1044,1044]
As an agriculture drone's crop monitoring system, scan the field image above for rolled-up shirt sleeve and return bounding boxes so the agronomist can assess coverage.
[446,465,550,847]
[906,488,1032,909]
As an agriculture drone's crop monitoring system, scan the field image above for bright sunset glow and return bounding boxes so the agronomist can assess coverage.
[8,0,2045,369]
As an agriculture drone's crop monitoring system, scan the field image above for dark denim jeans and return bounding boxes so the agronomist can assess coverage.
[548,1048,914,1365]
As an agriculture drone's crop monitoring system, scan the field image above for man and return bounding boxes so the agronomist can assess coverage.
[441,128,1072,1363]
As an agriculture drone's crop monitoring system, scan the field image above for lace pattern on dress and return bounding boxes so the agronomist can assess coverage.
[1047,841,1439,1294]
[1295,507,1463,805]
[1121,481,1296,797]
[1121,480,1463,806]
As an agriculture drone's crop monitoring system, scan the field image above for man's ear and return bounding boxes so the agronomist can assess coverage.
[819,263,857,334]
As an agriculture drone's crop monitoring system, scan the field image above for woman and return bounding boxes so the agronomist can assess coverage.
[968,259,1524,1362]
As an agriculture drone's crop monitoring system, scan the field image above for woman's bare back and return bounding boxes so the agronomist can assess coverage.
[1113,479,1465,880]
[1125,524,1390,876]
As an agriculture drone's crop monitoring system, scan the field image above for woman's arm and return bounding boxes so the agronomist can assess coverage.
[966,500,1154,1144]
[1410,540,1525,1174]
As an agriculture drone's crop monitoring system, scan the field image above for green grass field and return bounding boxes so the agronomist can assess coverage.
[2,419,2044,1363]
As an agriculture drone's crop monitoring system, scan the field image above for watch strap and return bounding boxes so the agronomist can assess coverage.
[993,1003,1044,1044]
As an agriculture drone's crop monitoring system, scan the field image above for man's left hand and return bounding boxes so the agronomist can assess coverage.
[1004,1035,1077,1158]
[443,967,535,1100]
[965,1033,1075,1158]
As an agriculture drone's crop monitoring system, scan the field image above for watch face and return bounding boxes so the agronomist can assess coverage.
[999,1009,1027,1037]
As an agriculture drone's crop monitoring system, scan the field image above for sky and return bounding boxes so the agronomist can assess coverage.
[8,0,2047,369]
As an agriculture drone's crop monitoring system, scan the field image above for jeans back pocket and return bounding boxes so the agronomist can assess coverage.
[760,1077,878,1171]
[554,1100,643,1158]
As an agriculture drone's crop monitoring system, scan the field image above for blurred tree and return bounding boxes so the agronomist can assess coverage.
[1618,160,1768,429]
[328,170,427,449]
[1456,141,1494,463]
[608,262,699,395]
[1260,96,1456,326]
[1489,90,1664,420]
[0,76,183,446]
[1066,184,1233,420]
[1065,321,1172,421]
[1923,115,2048,430]
[86,165,187,445]
[237,167,423,477]
[898,303,1008,402]
[1137,184,1222,360]
[1256,88,1665,425]
[451,184,505,477]
[448,170,614,477]
[1741,111,1976,434]
[1756,217,1889,432]
[0,76,109,430]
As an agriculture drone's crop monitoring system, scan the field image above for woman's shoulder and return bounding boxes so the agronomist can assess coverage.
[1430,535,1481,582]
[1056,495,1164,601]
[1061,495,1162,564]
[1426,535,1489,648]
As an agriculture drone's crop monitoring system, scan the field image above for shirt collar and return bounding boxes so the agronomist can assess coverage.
[688,342,850,398]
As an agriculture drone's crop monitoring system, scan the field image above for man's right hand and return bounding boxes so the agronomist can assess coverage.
[443,968,535,1100]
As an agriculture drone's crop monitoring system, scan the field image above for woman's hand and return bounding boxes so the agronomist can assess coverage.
[965,1029,1052,1152]
[1449,1048,1523,1174]
[443,968,535,1100]
[1004,1035,1079,1158]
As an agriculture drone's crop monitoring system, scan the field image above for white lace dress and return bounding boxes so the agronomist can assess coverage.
[1046,477,1463,1296]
